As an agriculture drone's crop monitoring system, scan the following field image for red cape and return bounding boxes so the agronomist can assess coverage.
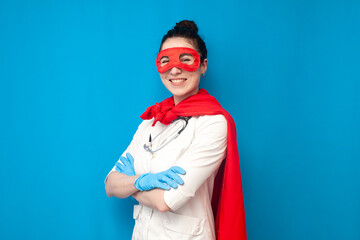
[140,89,247,240]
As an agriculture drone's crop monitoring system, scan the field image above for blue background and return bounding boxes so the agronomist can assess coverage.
[1,0,359,239]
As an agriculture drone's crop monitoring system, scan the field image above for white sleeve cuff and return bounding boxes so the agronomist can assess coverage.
[164,188,191,211]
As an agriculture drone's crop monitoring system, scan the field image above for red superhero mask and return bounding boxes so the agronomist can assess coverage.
[156,47,201,73]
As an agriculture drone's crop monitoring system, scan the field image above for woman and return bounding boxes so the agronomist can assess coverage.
[105,20,246,240]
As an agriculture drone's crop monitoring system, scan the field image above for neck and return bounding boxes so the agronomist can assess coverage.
[173,88,200,105]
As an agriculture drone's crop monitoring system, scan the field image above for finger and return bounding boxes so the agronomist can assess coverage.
[170,166,186,175]
[115,156,124,165]
[115,161,125,170]
[115,165,124,173]
[126,153,135,166]
[115,162,124,173]
[154,181,171,191]
[161,175,178,189]
[167,172,184,185]
[120,156,131,166]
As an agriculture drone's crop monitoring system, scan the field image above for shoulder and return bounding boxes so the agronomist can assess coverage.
[137,118,155,130]
[197,114,226,122]
[194,114,227,127]
[192,114,228,138]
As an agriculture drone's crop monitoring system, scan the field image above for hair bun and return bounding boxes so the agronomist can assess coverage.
[160,20,207,61]
[174,20,198,33]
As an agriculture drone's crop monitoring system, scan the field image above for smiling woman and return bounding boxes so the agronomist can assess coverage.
[105,20,246,240]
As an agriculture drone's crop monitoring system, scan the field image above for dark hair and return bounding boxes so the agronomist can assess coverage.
[160,20,207,63]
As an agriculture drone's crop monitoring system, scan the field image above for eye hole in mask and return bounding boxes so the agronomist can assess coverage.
[156,47,201,73]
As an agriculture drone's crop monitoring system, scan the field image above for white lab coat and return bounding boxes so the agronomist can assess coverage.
[107,114,227,240]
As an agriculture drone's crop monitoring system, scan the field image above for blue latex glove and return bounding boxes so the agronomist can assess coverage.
[115,153,136,176]
[134,166,186,191]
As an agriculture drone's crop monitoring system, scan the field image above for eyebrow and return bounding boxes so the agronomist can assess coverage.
[179,53,193,58]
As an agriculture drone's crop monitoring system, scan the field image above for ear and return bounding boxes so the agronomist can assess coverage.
[200,59,208,75]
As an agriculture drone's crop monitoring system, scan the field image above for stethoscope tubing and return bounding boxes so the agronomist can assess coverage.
[143,117,191,154]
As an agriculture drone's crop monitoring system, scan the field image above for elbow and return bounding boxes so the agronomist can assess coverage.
[105,183,114,197]
[104,177,118,198]
[104,176,113,197]
[104,172,125,198]
[154,189,171,212]
[157,201,171,213]
[105,190,113,198]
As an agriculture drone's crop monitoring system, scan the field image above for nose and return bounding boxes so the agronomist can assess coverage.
[169,67,182,75]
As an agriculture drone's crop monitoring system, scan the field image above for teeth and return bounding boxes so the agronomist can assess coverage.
[171,79,186,83]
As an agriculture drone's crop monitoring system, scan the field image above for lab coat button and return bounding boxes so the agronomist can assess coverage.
[164,218,170,225]
[194,225,201,234]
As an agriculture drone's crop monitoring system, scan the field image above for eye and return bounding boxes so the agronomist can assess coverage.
[160,56,169,66]
[180,54,195,65]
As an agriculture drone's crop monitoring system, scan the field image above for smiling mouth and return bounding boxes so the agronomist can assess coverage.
[170,78,186,84]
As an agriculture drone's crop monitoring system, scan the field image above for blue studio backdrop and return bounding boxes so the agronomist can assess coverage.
[0,1,359,239]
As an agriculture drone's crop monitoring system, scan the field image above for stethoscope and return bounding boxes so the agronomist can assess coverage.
[143,116,192,154]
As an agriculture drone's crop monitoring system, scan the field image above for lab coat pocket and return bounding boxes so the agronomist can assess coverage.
[161,211,205,239]
[133,205,142,220]
[132,205,143,240]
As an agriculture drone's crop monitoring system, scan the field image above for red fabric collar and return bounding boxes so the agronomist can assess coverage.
[140,89,247,240]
